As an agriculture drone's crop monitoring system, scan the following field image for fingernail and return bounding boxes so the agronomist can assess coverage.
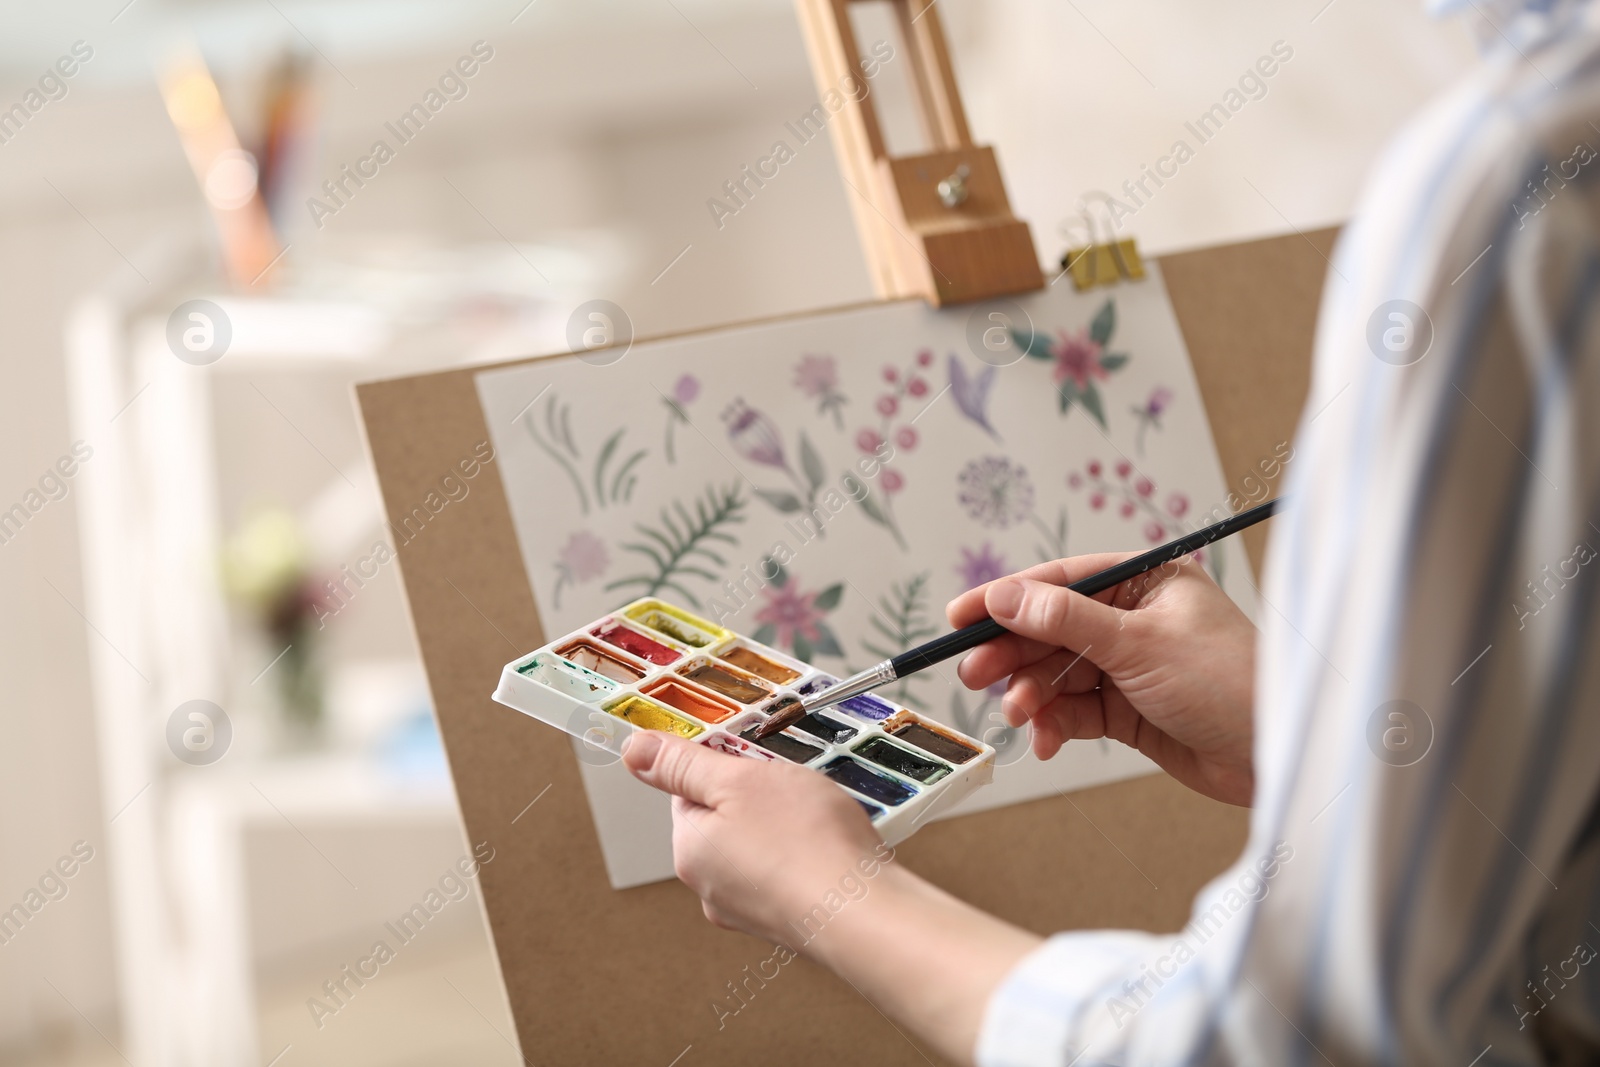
[988,579,1023,619]
[622,730,662,767]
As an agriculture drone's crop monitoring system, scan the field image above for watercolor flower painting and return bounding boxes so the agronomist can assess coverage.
[948,354,1001,441]
[957,456,1036,529]
[955,543,1008,590]
[1013,298,1130,429]
[552,530,609,609]
[724,398,833,527]
[1070,458,1217,581]
[605,483,746,607]
[751,565,844,662]
[794,353,848,430]
[660,374,699,464]
[1131,386,1173,456]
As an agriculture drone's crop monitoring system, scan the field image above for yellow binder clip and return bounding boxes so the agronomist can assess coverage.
[1060,194,1145,291]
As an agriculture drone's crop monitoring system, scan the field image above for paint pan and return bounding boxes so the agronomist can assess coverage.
[854,736,951,785]
[798,675,895,721]
[604,695,703,739]
[821,756,917,806]
[642,677,740,725]
[884,712,981,765]
[738,724,824,764]
[591,620,682,665]
[516,653,618,701]
[854,798,885,820]
[677,659,773,705]
[716,644,802,685]
[623,600,727,648]
[552,639,646,683]
[702,734,778,761]
[790,712,857,745]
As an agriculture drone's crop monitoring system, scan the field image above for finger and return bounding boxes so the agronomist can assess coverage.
[946,552,1141,627]
[956,632,1061,691]
[1028,690,1113,760]
[999,649,1102,726]
[624,732,745,807]
[985,578,1130,665]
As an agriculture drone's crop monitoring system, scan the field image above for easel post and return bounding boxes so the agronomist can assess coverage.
[793,0,1045,306]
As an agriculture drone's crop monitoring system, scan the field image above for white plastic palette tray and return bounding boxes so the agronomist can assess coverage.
[492,597,995,842]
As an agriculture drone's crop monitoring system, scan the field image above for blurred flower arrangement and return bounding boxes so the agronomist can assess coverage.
[222,507,332,739]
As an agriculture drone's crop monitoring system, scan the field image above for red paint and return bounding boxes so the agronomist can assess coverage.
[592,621,680,665]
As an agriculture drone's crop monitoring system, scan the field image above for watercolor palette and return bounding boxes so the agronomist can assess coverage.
[492,597,996,843]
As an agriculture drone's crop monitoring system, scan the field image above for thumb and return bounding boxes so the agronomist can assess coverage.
[622,731,733,807]
[985,577,1129,662]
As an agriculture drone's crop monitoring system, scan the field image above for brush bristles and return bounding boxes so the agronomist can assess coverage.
[749,694,805,740]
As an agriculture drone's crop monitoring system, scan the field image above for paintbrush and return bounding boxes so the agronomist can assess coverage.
[751,498,1280,740]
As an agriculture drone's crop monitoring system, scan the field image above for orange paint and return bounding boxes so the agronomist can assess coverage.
[642,677,739,724]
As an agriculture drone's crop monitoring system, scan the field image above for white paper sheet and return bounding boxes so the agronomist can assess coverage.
[477,263,1256,889]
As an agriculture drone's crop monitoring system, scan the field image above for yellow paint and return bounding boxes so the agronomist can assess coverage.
[604,696,703,739]
[622,599,730,647]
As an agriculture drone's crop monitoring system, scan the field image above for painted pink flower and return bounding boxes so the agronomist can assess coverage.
[880,469,905,494]
[723,399,788,470]
[916,348,934,367]
[558,530,609,580]
[1115,460,1132,479]
[883,365,899,383]
[908,377,929,398]
[1119,501,1135,518]
[1067,472,1083,489]
[755,582,824,649]
[955,542,1009,591]
[1090,493,1106,510]
[1135,477,1154,497]
[877,395,898,417]
[1144,521,1166,543]
[856,428,883,453]
[1168,492,1190,518]
[1052,327,1107,391]
[793,354,838,398]
[895,426,918,450]
[1087,460,1102,477]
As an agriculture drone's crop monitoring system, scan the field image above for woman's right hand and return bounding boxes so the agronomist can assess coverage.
[947,553,1259,807]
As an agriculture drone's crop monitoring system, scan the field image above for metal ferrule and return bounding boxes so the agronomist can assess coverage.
[801,659,897,714]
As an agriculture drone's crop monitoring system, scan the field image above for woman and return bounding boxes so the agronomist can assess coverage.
[626,1,1600,1060]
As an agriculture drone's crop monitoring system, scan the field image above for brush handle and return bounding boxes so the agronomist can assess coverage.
[887,499,1280,680]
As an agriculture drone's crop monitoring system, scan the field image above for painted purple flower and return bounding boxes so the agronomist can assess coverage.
[955,542,1009,591]
[723,398,788,470]
[957,457,1035,529]
[949,355,1001,442]
[673,374,700,405]
[1131,386,1174,455]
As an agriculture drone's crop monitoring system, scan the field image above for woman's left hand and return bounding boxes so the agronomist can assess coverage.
[621,730,893,944]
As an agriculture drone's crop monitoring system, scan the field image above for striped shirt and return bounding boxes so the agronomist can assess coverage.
[978,5,1600,1065]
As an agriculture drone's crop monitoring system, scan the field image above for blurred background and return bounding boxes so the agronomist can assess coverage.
[0,1,1474,1064]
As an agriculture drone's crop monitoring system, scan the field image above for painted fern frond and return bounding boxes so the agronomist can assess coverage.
[604,482,745,608]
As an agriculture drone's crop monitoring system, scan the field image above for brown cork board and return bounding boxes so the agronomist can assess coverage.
[353,226,1336,1066]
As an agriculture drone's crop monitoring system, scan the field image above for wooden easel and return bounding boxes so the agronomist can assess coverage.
[355,4,1334,1062]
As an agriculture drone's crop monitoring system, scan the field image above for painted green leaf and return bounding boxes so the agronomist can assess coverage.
[812,622,843,657]
[813,583,844,611]
[767,563,789,589]
[1089,299,1116,346]
[1077,382,1108,429]
[799,432,827,492]
[1057,378,1079,414]
[755,488,804,513]
[1011,327,1054,360]
[1099,353,1129,372]
[792,633,814,662]
[753,623,777,647]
